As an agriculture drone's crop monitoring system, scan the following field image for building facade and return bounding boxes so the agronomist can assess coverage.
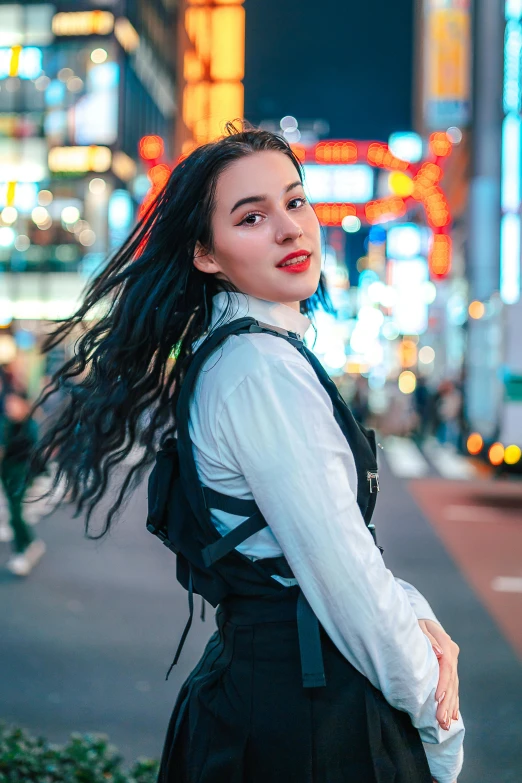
[0,0,177,328]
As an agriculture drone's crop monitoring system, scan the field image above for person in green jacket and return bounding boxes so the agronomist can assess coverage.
[0,390,46,576]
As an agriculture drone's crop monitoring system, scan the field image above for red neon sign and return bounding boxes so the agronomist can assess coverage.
[291,131,453,278]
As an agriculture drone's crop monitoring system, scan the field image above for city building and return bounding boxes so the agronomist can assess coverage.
[0,0,177,334]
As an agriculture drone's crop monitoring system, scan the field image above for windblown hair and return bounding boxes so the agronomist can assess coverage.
[31,121,334,538]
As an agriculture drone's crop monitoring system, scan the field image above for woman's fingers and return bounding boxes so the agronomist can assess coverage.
[436,668,459,730]
[417,620,460,731]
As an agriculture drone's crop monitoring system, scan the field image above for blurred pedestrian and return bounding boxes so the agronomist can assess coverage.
[30,124,463,783]
[0,389,46,576]
[351,374,370,425]
[435,380,463,449]
[413,375,432,440]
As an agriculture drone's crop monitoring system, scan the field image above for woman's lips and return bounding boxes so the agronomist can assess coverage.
[277,256,311,274]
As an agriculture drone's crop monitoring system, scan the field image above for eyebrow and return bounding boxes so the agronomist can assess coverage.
[230,180,303,215]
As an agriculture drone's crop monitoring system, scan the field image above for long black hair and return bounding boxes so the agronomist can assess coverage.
[31,121,334,538]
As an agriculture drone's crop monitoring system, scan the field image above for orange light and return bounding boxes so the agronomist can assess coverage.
[290,144,306,163]
[429,234,452,278]
[313,203,356,226]
[148,163,171,189]
[138,135,164,161]
[315,141,358,164]
[365,196,406,224]
[468,300,485,319]
[210,5,245,81]
[489,442,505,466]
[52,11,115,36]
[429,132,452,158]
[399,339,418,368]
[183,81,210,131]
[367,143,409,171]
[412,163,443,197]
[208,81,244,140]
[185,6,212,64]
[467,433,483,455]
[423,186,450,228]
[183,50,205,82]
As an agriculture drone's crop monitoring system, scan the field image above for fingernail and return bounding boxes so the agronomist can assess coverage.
[436,691,446,705]
[443,711,448,726]
[433,644,443,656]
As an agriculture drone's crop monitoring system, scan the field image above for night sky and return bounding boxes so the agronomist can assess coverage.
[244,0,415,141]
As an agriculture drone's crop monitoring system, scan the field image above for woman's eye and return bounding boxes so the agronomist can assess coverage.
[289,196,307,208]
[240,212,263,226]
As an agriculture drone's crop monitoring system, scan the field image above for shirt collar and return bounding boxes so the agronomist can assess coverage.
[210,291,312,339]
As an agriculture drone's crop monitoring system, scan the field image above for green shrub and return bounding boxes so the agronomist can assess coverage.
[0,724,159,783]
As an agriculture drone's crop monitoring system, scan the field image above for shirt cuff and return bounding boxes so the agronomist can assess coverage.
[423,720,465,783]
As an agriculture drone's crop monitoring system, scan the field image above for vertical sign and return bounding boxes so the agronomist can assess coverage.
[423,0,471,129]
[500,0,522,304]
[179,0,245,155]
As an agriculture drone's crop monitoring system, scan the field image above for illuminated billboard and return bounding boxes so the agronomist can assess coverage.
[303,164,374,203]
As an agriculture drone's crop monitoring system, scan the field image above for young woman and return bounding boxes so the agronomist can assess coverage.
[32,124,464,782]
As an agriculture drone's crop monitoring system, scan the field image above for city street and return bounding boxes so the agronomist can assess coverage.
[0,449,521,781]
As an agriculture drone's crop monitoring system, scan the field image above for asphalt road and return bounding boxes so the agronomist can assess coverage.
[0,459,521,781]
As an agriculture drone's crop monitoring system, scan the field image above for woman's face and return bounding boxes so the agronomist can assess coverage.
[194,150,322,310]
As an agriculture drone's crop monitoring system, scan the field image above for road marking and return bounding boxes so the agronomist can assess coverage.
[444,505,496,522]
[422,438,477,479]
[491,576,522,593]
[382,436,430,478]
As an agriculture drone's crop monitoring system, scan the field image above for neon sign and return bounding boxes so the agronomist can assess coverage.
[291,132,453,279]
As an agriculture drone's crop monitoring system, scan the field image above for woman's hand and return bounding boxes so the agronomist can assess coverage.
[418,619,460,731]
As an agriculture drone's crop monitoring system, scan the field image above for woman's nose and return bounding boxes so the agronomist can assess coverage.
[275,212,303,243]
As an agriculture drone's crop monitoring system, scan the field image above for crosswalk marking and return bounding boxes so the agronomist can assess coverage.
[381,436,430,478]
[383,436,478,481]
[422,438,477,479]
[443,505,497,522]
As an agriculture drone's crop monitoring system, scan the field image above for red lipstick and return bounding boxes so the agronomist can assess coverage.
[276,250,311,274]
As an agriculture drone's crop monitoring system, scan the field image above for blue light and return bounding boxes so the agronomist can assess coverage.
[368,225,386,245]
[500,213,521,303]
[503,21,522,113]
[0,47,42,80]
[506,0,522,21]
[109,189,133,251]
[388,132,423,163]
[501,114,521,211]
[18,47,42,79]
[45,79,66,107]
[88,61,119,91]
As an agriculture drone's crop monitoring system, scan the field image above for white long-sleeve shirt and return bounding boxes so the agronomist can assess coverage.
[189,291,464,783]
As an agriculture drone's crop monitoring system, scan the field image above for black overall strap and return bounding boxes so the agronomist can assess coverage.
[201,509,267,566]
[174,317,331,689]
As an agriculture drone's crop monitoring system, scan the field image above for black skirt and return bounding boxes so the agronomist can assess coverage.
[158,594,432,783]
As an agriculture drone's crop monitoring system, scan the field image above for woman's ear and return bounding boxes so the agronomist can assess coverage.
[193,241,221,274]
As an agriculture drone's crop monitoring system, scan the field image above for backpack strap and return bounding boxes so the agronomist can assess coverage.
[174,316,343,689]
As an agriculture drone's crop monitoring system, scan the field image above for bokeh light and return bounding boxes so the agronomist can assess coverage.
[139,135,164,160]
[468,300,485,319]
[89,178,107,194]
[504,445,521,464]
[1,207,18,224]
[398,371,417,394]
[91,48,108,63]
[489,442,505,466]
[467,433,483,455]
